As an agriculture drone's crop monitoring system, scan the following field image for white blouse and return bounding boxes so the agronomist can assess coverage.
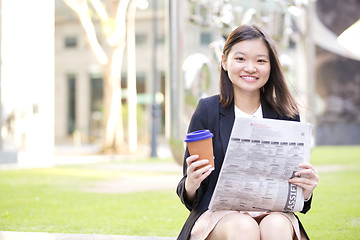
[234,104,263,119]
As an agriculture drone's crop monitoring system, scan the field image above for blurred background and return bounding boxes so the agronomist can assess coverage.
[0,0,359,167]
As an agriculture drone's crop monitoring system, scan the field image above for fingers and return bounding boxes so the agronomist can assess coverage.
[196,165,214,181]
[186,155,213,171]
[298,163,317,173]
[289,163,319,200]
[289,176,316,200]
[185,155,214,195]
[294,169,317,179]
[298,162,313,169]
[294,163,318,180]
[187,159,213,178]
[185,164,213,201]
[288,176,313,186]
[295,163,318,179]
[186,154,199,167]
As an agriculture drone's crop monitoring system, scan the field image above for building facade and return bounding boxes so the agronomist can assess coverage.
[54,0,217,152]
[54,0,360,154]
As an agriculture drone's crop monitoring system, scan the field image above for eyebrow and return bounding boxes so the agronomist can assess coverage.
[234,51,269,58]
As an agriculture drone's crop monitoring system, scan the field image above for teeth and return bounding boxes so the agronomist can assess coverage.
[242,76,257,80]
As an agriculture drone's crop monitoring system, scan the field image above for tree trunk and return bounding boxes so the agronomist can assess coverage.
[127,0,138,153]
[102,48,125,152]
[63,0,130,153]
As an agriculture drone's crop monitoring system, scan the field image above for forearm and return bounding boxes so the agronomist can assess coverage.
[185,178,197,202]
[177,176,197,210]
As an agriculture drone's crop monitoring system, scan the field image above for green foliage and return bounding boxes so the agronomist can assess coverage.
[102,18,116,37]
[168,138,185,166]
[121,104,146,142]
[185,93,198,109]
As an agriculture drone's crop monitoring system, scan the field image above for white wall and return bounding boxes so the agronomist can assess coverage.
[1,0,54,166]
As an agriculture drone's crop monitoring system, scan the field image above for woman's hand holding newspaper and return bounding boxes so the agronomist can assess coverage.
[288,163,319,201]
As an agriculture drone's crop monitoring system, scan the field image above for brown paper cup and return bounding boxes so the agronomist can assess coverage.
[187,137,214,170]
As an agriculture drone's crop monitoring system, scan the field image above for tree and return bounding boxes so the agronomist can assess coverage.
[63,0,130,152]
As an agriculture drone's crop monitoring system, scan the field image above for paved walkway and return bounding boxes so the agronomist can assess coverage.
[0,231,176,240]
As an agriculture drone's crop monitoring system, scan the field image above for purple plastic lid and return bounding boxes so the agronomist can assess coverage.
[184,130,214,142]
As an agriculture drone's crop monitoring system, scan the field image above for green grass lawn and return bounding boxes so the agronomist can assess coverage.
[0,160,188,236]
[297,146,360,239]
[0,146,360,239]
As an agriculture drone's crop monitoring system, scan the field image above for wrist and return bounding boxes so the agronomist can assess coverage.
[185,180,196,202]
[304,193,312,202]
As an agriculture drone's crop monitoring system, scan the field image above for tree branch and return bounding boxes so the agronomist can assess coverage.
[63,0,108,65]
[89,0,109,22]
[107,0,131,47]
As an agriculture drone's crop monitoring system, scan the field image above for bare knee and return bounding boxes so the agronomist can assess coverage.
[259,213,293,240]
[207,213,260,240]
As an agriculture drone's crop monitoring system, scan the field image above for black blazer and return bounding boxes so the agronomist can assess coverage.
[176,94,312,240]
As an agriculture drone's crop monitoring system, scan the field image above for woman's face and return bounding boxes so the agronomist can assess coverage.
[222,38,271,96]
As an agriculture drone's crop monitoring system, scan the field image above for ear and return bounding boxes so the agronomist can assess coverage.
[221,55,227,71]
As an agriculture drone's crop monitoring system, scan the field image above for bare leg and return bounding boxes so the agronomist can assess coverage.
[259,213,294,240]
[206,212,260,240]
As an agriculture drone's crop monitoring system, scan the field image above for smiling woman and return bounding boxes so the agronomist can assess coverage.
[176,25,319,240]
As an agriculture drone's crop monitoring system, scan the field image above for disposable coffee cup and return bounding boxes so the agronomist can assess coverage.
[185,130,214,170]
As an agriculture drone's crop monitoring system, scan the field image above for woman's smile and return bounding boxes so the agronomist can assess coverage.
[240,75,259,82]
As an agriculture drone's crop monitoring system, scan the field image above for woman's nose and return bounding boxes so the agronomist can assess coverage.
[244,63,257,72]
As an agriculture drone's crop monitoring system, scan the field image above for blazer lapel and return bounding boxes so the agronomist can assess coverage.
[219,102,235,155]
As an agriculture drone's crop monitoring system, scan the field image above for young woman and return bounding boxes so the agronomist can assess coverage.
[176,25,319,240]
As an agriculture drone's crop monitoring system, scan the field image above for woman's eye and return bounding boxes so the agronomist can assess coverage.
[236,57,244,61]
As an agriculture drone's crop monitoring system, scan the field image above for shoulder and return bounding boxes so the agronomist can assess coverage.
[194,94,220,114]
[188,95,220,131]
[198,94,220,105]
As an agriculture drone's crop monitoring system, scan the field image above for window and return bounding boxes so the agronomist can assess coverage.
[121,73,146,93]
[90,75,103,112]
[89,74,103,139]
[65,36,77,48]
[200,32,212,45]
[67,74,76,135]
[135,34,147,45]
[157,34,165,44]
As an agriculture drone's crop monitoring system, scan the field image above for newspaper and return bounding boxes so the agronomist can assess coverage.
[208,117,312,213]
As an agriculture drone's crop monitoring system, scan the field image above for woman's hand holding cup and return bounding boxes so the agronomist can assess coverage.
[185,155,214,202]
[184,130,215,202]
